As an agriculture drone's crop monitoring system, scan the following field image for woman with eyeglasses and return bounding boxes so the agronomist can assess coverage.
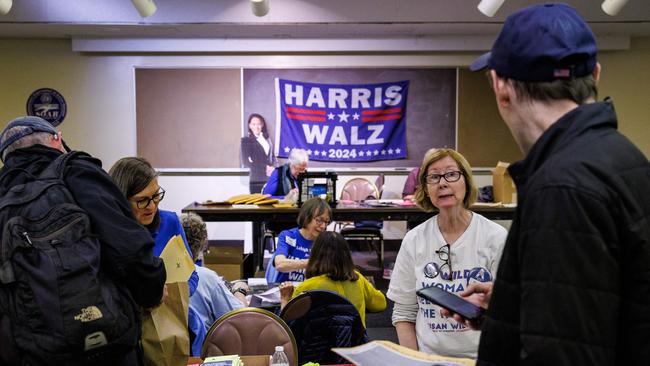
[387,148,507,359]
[109,157,193,260]
[109,157,205,356]
[266,197,332,283]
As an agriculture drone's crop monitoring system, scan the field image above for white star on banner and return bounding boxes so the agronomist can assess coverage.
[284,146,290,153]
[388,148,394,154]
[359,151,365,157]
[381,150,386,155]
[314,150,320,156]
[338,111,350,123]
[352,113,360,120]
[321,150,327,156]
[328,113,335,120]
[366,150,372,156]
[307,149,312,155]
[395,148,402,154]
[373,150,379,156]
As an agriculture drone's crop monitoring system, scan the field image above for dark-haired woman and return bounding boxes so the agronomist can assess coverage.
[109,157,205,356]
[279,231,386,327]
[266,197,331,283]
[241,113,276,194]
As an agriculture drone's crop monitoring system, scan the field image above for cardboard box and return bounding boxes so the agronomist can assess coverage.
[492,161,517,204]
[203,246,251,281]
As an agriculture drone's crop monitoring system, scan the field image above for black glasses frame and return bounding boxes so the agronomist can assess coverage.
[425,171,463,185]
[423,243,452,280]
[134,188,166,209]
[313,216,331,226]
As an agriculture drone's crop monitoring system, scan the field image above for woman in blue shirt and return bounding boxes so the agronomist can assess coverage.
[267,197,332,283]
[109,157,204,356]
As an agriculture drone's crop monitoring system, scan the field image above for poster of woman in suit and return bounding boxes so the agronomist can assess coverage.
[241,113,276,193]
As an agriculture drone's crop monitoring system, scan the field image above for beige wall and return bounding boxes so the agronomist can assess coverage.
[0,38,648,242]
[1,38,648,168]
[598,37,650,154]
[0,40,138,166]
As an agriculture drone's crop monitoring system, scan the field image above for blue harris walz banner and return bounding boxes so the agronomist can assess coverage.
[274,78,409,162]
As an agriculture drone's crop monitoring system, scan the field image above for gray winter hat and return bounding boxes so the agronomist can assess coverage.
[0,116,58,159]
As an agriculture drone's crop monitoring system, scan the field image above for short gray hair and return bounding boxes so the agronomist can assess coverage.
[180,212,208,259]
[288,148,309,166]
[1,127,52,161]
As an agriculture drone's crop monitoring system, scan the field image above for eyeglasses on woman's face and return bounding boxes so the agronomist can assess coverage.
[425,171,463,185]
[313,216,331,227]
[133,188,165,209]
[423,244,452,280]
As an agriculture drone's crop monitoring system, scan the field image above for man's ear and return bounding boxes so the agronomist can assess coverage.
[50,132,66,153]
[490,70,511,108]
[592,62,601,84]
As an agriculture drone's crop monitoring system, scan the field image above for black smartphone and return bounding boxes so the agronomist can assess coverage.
[416,286,486,321]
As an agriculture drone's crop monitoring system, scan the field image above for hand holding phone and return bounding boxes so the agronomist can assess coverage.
[416,286,486,322]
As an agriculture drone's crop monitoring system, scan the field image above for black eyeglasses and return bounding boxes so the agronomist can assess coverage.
[313,217,331,226]
[423,244,452,280]
[133,188,165,209]
[425,171,462,185]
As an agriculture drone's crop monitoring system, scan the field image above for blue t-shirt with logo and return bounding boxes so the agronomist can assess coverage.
[274,227,313,282]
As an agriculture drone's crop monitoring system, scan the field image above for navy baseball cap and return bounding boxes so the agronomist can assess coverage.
[470,3,597,82]
[0,116,58,159]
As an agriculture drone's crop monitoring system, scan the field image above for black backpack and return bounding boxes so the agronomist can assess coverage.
[0,152,139,365]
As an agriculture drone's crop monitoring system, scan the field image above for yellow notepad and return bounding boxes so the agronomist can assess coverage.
[227,194,255,204]
[242,194,271,204]
[159,235,195,283]
[255,198,279,205]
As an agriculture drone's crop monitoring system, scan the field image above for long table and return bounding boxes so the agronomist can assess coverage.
[182,202,515,272]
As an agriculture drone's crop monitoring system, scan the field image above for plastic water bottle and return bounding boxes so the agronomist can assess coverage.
[270,345,289,366]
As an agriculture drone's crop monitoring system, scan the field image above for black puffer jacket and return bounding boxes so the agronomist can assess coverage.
[0,146,166,366]
[478,101,650,365]
[0,145,166,308]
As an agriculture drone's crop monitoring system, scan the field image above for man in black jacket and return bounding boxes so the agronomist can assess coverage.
[0,116,166,365]
[458,3,650,365]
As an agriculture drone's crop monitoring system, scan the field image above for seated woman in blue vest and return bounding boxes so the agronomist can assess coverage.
[262,148,308,197]
[109,157,204,356]
[279,231,386,327]
[266,197,331,283]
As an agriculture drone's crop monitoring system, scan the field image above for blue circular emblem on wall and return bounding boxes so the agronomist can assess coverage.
[26,88,67,127]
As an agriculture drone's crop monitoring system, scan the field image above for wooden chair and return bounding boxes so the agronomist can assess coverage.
[201,307,298,366]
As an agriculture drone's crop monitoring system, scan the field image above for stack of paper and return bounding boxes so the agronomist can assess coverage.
[227,194,279,205]
[201,355,243,366]
[333,340,475,366]
[247,278,269,294]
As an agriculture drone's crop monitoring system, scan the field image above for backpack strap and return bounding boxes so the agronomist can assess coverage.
[38,151,91,181]
[0,168,36,196]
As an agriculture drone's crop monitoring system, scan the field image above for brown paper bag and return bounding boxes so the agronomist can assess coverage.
[492,161,517,204]
[141,282,190,366]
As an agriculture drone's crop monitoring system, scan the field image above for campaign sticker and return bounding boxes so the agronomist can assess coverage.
[26,88,67,126]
